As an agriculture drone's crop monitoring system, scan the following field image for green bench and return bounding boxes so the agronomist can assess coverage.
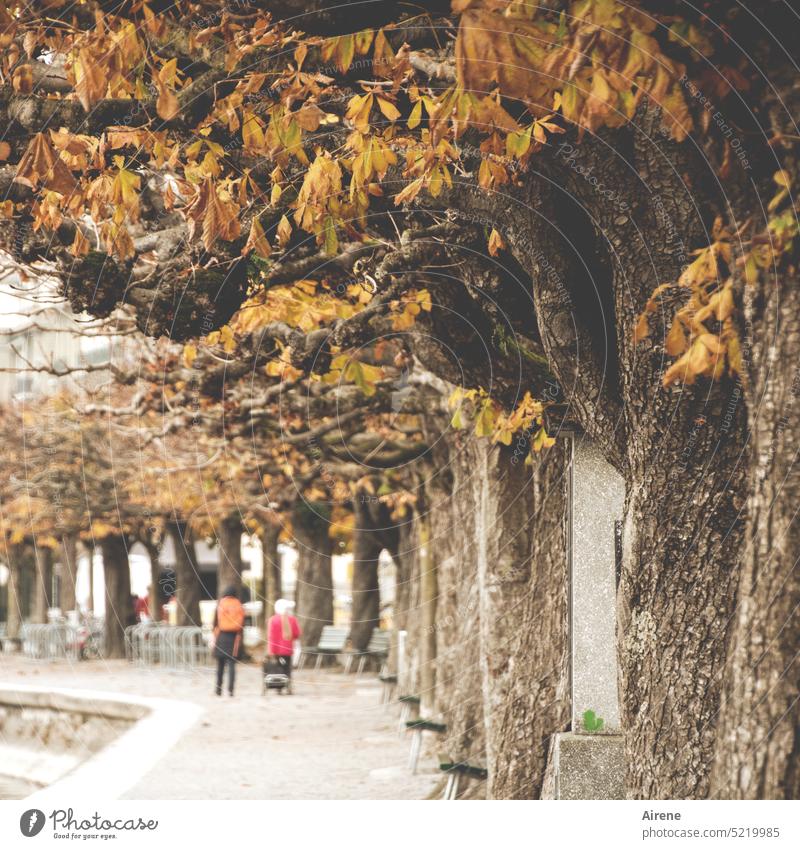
[439,758,488,799]
[406,718,446,774]
[298,626,350,671]
[397,694,420,732]
[344,628,392,675]
[378,672,397,705]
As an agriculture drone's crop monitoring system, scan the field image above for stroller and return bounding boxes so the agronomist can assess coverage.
[262,655,293,695]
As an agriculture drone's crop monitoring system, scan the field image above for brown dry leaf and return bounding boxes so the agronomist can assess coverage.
[14,133,77,195]
[294,104,325,132]
[156,81,180,122]
[0,141,10,161]
[184,178,240,251]
[633,312,649,344]
[487,228,506,256]
[243,216,272,259]
[276,214,292,246]
[665,319,687,356]
[12,64,33,94]
[74,49,107,112]
[69,228,91,257]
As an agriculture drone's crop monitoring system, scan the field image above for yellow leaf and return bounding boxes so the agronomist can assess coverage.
[774,169,791,188]
[242,111,266,151]
[488,228,506,257]
[183,343,197,367]
[532,426,555,452]
[156,82,179,122]
[277,214,292,246]
[244,216,272,259]
[474,398,497,438]
[408,100,423,130]
[377,97,401,122]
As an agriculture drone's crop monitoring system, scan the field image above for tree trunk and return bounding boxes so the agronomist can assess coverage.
[168,520,201,626]
[58,533,79,614]
[4,542,24,645]
[261,523,282,632]
[142,537,163,621]
[100,534,133,659]
[385,510,416,678]
[217,516,243,594]
[32,545,53,624]
[417,511,437,716]
[87,547,95,614]
[711,268,800,799]
[475,440,570,799]
[520,120,749,798]
[293,505,334,649]
[430,447,485,770]
[350,497,384,652]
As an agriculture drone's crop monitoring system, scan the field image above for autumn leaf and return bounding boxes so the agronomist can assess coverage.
[69,228,91,257]
[14,133,77,195]
[244,216,272,259]
[156,83,180,121]
[277,214,292,247]
[488,228,506,256]
[74,49,107,112]
[377,97,401,122]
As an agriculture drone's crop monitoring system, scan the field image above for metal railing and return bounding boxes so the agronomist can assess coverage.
[20,623,81,661]
[124,623,212,670]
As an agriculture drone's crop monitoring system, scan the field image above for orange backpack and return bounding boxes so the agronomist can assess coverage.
[217,596,245,632]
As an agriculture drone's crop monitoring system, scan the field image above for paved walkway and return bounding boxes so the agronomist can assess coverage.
[0,657,440,800]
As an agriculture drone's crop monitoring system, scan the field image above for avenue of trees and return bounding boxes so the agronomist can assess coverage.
[0,0,797,801]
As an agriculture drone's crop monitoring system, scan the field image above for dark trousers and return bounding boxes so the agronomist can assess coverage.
[214,630,239,694]
[216,655,236,694]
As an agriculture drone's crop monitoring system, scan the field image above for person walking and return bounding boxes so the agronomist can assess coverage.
[266,599,301,691]
[212,585,245,697]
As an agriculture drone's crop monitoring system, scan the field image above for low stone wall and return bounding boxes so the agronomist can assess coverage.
[0,689,143,756]
[0,684,201,801]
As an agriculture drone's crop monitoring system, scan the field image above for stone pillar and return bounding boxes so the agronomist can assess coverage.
[551,434,626,799]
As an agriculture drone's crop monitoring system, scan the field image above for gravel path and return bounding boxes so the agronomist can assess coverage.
[0,657,441,800]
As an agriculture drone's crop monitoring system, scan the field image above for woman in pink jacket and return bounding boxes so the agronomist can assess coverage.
[267,599,301,681]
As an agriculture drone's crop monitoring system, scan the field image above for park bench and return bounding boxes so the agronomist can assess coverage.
[405,718,446,774]
[298,626,350,670]
[378,672,397,704]
[397,694,420,732]
[438,757,488,799]
[343,628,392,674]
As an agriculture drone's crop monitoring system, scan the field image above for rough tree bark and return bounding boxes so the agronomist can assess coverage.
[4,542,25,645]
[711,269,800,798]
[418,511,437,717]
[141,534,163,622]
[261,523,282,632]
[494,119,749,799]
[217,515,243,595]
[293,504,334,649]
[431,450,486,774]
[385,508,417,679]
[32,545,53,624]
[350,496,385,653]
[168,520,201,627]
[58,533,79,614]
[100,534,134,659]
[475,440,570,799]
